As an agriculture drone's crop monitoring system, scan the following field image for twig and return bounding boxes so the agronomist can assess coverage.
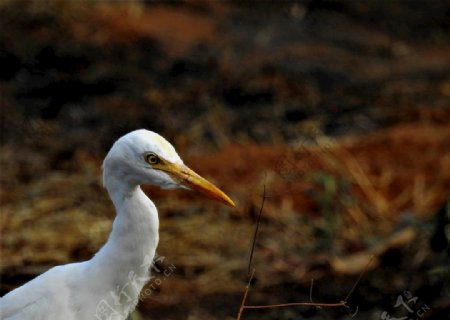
[243,301,347,309]
[237,268,255,320]
[344,254,374,302]
[247,180,266,276]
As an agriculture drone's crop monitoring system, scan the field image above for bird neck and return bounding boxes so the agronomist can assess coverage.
[86,174,159,314]
[105,176,160,260]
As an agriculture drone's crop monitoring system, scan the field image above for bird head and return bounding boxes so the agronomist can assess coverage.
[102,129,235,207]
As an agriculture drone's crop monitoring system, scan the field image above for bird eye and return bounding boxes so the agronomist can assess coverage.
[145,153,160,165]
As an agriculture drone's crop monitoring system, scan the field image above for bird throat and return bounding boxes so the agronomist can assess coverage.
[87,180,159,318]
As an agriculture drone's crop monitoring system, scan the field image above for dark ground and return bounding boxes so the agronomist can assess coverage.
[0,1,449,319]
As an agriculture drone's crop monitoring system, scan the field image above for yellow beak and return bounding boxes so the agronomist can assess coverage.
[163,163,235,207]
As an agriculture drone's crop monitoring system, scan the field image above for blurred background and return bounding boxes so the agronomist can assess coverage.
[0,1,449,319]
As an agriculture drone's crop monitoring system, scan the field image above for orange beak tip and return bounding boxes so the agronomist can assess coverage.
[166,163,236,209]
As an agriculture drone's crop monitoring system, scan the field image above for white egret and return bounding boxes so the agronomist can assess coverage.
[0,129,235,320]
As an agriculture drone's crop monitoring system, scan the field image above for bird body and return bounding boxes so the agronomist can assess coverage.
[1,130,234,319]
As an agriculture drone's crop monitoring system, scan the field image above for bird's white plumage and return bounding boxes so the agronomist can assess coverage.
[0,130,184,320]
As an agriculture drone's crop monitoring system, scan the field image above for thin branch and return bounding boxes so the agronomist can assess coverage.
[344,254,374,302]
[244,301,347,309]
[247,181,266,276]
[237,268,255,320]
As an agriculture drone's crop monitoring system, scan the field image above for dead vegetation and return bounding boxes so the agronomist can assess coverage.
[1,1,449,319]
